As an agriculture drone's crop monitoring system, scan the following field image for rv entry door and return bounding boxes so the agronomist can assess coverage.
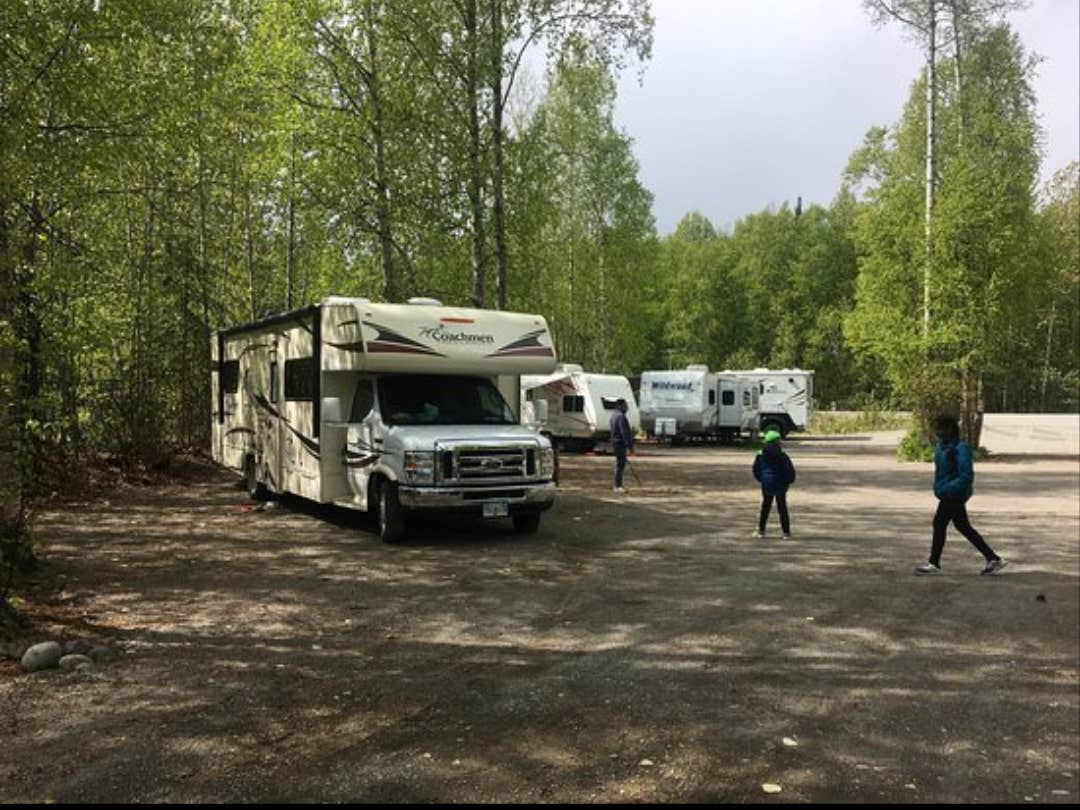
[717,380,740,428]
[264,341,284,491]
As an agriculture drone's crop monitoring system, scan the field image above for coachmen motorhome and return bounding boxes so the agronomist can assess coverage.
[521,364,641,451]
[211,297,559,543]
[638,365,759,443]
[719,368,814,436]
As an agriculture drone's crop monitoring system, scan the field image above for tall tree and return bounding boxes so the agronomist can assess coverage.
[845,24,1041,443]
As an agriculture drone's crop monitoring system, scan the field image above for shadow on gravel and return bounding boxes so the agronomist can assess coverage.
[7,446,1078,803]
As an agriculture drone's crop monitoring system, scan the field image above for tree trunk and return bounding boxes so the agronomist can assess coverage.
[490,0,508,310]
[0,207,22,536]
[951,4,964,150]
[366,2,397,303]
[286,130,296,310]
[923,0,937,336]
[465,0,486,308]
[1040,300,1056,409]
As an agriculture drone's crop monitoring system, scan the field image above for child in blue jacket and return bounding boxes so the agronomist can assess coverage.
[752,430,796,538]
[915,415,1006,575]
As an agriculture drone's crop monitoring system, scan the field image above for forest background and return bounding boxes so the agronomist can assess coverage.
[1,0,1077,543]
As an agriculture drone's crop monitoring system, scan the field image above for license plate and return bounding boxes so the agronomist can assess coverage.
[482,501,509,518]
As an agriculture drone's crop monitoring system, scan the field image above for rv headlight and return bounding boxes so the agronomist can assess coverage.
[403,451,435,484]
[539,447,555,478]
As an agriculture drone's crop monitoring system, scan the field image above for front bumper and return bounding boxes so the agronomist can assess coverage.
[398,481,556,513]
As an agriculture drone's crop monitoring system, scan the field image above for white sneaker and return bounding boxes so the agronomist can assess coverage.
[981,558,1007,576]
[914,561,941,575]
[613,487,626,494]
[752,529,765,538]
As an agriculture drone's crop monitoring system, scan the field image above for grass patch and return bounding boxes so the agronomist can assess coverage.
[809,410,912,435]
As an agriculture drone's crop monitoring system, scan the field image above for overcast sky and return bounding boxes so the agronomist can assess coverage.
[612,0,1080,235]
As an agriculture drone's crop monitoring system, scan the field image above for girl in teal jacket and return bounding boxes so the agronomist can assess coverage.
[915,415,1006,576]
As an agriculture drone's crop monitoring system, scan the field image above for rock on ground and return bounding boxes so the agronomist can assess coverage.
[21,641,63,672]
[58,654,94,671]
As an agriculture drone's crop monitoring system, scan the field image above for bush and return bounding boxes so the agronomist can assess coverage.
[810,409,912,435]
[897,429,935,462]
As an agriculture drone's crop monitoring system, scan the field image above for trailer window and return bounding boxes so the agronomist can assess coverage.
[285,357,315,401]
[350,379,374,422]
[221,360,239,394]
[743,390,751,407]
[708,390,716,405]
[270,361,279,404]
[722,390,735,406]
[562,395,584,413]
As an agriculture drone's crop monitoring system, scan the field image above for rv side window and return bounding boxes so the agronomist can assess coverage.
[285,357,316,400]
[270,362,279,404]
[221,360,239,394]
[743,390,751,407]
[562,395,584,413]
[708,390,716,405]
[722,390,735,406]
[350,379,375,422]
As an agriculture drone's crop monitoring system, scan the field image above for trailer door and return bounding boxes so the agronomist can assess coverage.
[264,340,284,492]
[717,380,740,428]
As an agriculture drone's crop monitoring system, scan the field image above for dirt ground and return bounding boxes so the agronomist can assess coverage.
[2,432,1078,803]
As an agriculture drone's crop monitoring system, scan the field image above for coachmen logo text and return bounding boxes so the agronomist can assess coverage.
[652,381,694,391]
[419,324,495,344]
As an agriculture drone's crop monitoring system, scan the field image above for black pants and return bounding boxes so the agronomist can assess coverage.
[613,446,628,489]
[930,498,997,566]
[759,491,790,534]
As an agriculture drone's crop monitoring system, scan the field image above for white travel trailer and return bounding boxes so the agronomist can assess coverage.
[638,365,759,442]
[521,364,640,451]
[211,297,559,543]
[719,368,814,436]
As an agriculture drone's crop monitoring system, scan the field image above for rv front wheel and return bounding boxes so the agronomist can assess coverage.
[245,456,269,501]
[377,480,406,544]
[512,513,541,534]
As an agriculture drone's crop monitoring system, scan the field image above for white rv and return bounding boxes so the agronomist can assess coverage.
[719,368,814,436]
[211,297,559,543]
[521,364,640,451]
[638,365,759,443]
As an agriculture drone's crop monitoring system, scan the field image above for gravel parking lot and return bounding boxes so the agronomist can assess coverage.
[2,429,1078,803]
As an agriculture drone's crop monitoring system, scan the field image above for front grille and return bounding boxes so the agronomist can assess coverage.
[438,444,533,485]
[457,447,525,480]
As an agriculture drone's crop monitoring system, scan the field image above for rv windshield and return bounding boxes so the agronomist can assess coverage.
[378,374,515,426]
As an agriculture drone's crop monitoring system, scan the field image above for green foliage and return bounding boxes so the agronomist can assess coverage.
[0,0,1075,512]
[897,429,936,462]
[0,0,657,497]
[809,410,912,435]
[844,25,1048,442]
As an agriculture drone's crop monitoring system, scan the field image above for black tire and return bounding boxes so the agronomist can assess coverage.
[377,479,406,544]
[512,513,541,534]
[245,456,269,501]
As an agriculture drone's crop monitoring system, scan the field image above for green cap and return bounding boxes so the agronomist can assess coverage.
[763,430,782,443]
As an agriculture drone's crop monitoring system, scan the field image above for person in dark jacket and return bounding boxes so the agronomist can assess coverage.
[915,414,1006,575]
[610,398,634,493]
[752,430,796,538]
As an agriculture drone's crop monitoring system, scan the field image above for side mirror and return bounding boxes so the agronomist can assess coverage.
[532,399,549,424]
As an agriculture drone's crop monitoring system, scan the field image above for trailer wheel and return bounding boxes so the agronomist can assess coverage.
[377,479,406,544]
[512,513,541,534]
[245,456,269,501]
